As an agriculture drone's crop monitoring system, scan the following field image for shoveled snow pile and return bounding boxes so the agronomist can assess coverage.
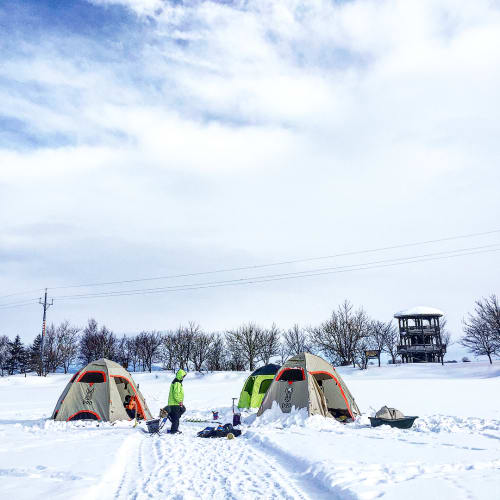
[1,362,499,499]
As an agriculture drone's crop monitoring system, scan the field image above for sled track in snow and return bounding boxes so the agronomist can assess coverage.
[103,423,337,500]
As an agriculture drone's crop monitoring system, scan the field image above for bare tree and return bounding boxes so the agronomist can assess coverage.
[488,295,500,342]
[136,331,163,372]
[0,335,9,376]
[258,323,281,365]
[354,320,396,369]
[353,336,372,370]
[190,330,213,371]
[226,323,264,371]
[461,295,500,364]
[160,332,175,371]
[129,336,141,371]
[226,343,246,371]
[205,333,228,371]
[366,320,387,367]
[475,294,500,344]
[283,324,310,358]
[440,318,452,349]
[43,324,61,373]
[382,321,400,364]
[79,318,100,364]
[98,326,117,360]
[115,335,132,369]
[310,300,371,366]
[78,319,117,364]
[170,323,198,371]
[279,342,289,365]
[56,321,80,373]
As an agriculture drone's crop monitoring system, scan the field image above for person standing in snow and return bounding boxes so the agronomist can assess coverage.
[165,369,187,434]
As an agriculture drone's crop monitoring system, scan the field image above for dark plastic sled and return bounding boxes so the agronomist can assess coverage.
[369,416,418,429]
[146,418,169,434]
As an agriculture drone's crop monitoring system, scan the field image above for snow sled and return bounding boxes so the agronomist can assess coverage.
[197,423,242,439]
[369,406,418,429]
[369,416,418,429]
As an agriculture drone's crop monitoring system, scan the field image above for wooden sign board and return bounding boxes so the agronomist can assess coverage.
[365,350,380,359]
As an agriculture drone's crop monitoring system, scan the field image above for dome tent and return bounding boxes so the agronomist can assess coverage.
[237,364,280,409]
[52,358,152,422]
[257,353,360,421]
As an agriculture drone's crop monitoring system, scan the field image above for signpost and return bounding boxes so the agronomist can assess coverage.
[364,349,381,367]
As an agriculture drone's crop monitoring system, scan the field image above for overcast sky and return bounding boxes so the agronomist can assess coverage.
[1,0,499,358]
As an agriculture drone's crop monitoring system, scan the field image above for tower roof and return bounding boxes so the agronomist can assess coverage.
[394,306,444,318]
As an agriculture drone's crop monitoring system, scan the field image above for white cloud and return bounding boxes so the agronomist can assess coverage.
[1,0,499,341]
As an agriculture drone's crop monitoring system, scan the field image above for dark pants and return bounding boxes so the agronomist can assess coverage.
[126,408,136,419]
[168,405,186,433]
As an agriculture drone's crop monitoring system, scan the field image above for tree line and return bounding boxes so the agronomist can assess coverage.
[0,295,498,376]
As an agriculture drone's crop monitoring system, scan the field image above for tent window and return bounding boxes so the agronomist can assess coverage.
[277,368,305,382]
[113,376,128,389]
[259,379,273,394]
[78,371,106,383]
[244,377,255,394]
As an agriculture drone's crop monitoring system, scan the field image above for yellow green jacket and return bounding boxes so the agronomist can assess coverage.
[168,369,186,406]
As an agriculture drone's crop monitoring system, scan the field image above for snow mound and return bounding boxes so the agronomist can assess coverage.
[414,414,500,436]
[246,402,308,428]
[247,402,348,432]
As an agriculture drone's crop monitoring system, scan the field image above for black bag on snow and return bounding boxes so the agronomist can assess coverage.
[197,423,242,438]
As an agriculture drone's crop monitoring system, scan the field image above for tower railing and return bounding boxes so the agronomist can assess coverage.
[397,344,447,353]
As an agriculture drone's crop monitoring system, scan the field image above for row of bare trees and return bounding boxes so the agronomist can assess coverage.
[2,302,401,375]
[1,294,497,375]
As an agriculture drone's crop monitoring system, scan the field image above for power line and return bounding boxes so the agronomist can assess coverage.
[1,245,497,309]
[50,244,500,302]
[0,299,39,310]
[0,228,499,303]
[0,288,45,301]
[46,228,500,291]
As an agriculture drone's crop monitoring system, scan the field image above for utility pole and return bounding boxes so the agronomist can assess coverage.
[39,289,53,377]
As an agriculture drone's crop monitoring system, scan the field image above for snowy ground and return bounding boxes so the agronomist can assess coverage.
[1,362,499,499]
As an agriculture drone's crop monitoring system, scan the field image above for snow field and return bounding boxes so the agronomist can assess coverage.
[0,362,499,499]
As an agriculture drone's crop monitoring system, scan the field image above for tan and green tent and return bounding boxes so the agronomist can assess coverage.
[257,353,360,421]
[52,358,152,422]
[237,364,280,409]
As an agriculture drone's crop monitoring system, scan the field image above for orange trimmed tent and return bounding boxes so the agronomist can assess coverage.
[52,358,152,422]
[257,353,360,421]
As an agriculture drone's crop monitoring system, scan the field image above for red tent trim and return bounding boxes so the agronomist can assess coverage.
[111,375,146,420]
[66,410,101,421]
[309,370,355,419]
